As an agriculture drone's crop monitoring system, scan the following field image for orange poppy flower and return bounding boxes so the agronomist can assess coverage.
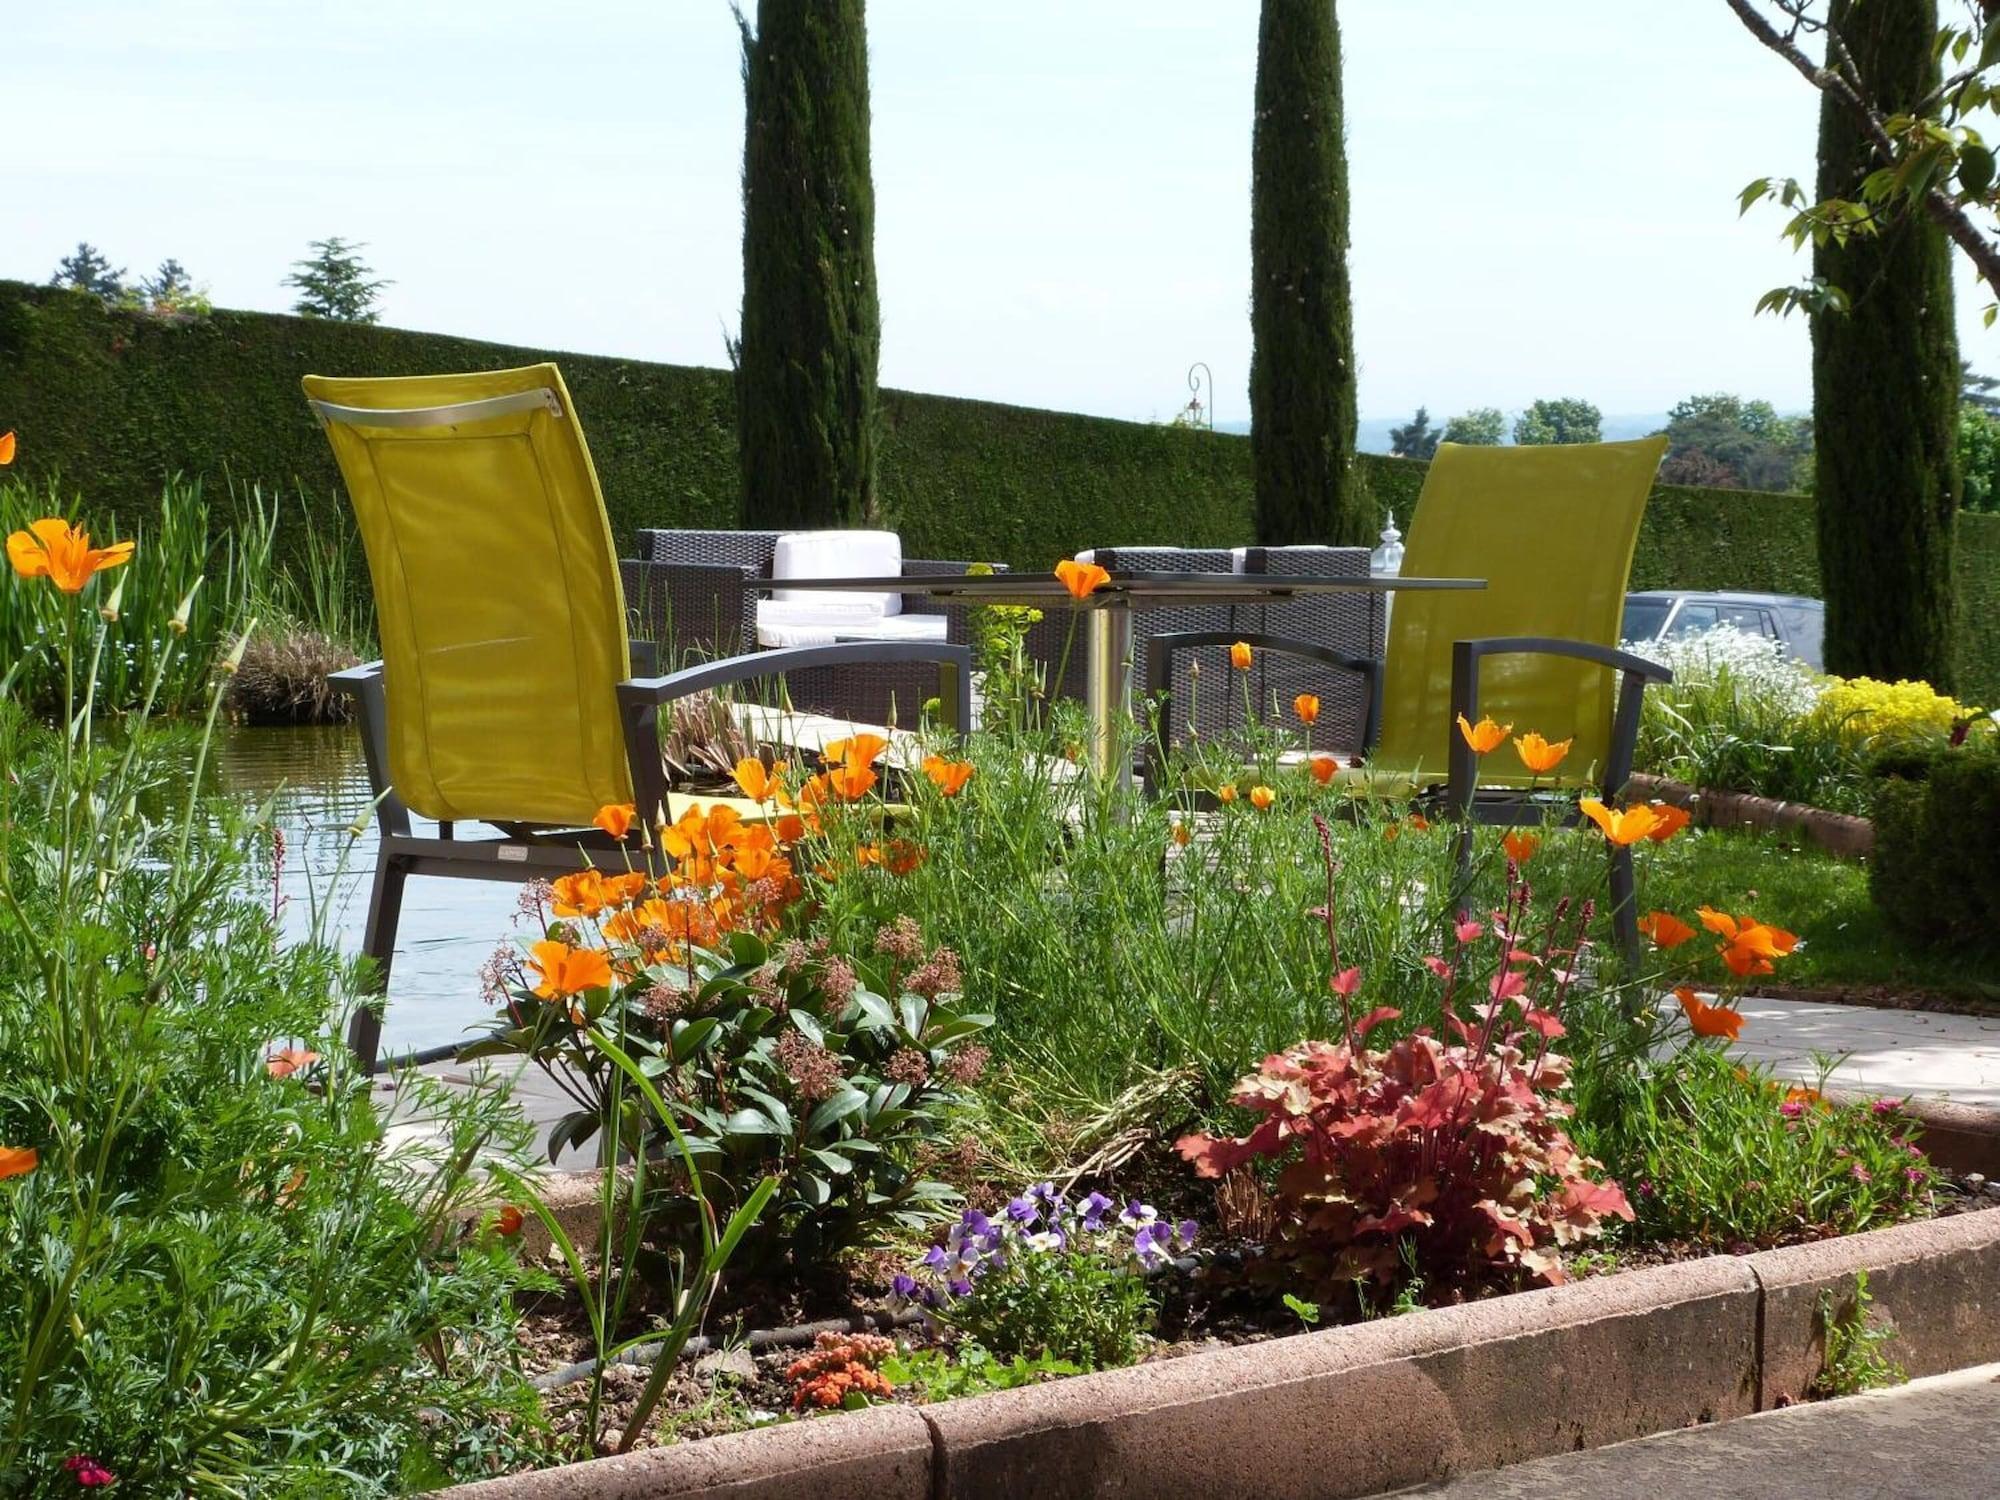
[1644,802,1692,842]
[825,733,889,769]
[775,812,808,843]
[1502,830,1540,864]
[1782,1085,1823,1111]
[1383,822,1402,842]
[7,518,136,593]
[0,1145,38,1181]
[1577,797,1667,846]
[1229,641,1253,671]
[529,939,614,999]
[1171,822,1192,847]
[266,1046,321,1079]
[922,756,975,796]
[495,1204,525,1236]
[732,758,788,803]
[1408,812,1431,833]
[551,869,611,918]
[1696,908,1799,977]
[1249,784,1276,810]
[825,760,877,800]
[1675,986,1745,1041]
[1055,558,1110,600]
[1637,911,1697,949]
[1455,714,1511,755]
[884,838,926,875]
[0,431,14,465]
[602,871,648,906]
[1216,784,1238,804]
[1293,693,1320,726]
[603,898,679,944]
[1308,755,1337,785]
[593,803,637,840]
[1513,732,1572,776]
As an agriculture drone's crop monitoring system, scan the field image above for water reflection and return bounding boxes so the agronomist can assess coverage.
[215,726,518,1058]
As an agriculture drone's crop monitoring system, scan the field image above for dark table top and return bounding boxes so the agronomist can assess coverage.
[773,569,1486,609]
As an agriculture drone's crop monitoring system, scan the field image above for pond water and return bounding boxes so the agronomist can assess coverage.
[215,725,520,1059]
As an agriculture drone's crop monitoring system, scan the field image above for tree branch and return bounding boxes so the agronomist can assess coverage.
[1724,0,2000,292]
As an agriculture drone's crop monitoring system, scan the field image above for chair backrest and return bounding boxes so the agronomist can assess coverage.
[1376,438,1667,787]
[302,364,633,826]
[771,529,904,615]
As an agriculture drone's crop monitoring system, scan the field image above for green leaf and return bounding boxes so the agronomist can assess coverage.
[722,1106,786,1137]
[1961,143,1995,199]
[669,1015,721,1063]
[738,1086,794,1135]
[790,1009,826,1047]
[806,1087,869,1136]
[897,993,929,1039]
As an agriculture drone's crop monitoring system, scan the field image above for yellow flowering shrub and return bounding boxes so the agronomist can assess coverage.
[1811,676,1972,746]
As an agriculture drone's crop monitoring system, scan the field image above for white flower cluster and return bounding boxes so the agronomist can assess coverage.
[1626,625,1821,717]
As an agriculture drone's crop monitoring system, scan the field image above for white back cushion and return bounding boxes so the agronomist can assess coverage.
[771,529,903,616]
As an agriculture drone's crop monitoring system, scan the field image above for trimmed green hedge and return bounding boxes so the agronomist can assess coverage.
[3,279,1996,700]
[1870,740,2000,950]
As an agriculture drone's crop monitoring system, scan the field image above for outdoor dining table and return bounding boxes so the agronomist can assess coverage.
[771,569,1487,785]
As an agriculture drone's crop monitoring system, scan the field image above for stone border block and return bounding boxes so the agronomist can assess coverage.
[1748,1208,2000,1407]
[441,1402,934,1500]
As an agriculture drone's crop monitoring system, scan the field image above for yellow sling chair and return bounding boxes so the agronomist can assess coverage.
[1145,437,1673,958]
[304,365,969,1068]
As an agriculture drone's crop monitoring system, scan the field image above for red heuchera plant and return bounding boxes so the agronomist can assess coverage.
[1177,815,1633,1293]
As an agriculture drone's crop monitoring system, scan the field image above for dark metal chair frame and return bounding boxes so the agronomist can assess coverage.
[1140,629,1671,963]
[330,639,970,1071]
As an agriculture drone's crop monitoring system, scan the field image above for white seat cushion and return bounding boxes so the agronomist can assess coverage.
[757,610,949,650]
[771,529,903,616]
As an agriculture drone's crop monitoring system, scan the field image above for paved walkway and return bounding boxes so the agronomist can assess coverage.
[1729,995,2000,1107]
[1386,1363,2000,1497]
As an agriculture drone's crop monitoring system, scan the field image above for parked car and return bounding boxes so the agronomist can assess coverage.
[1621,590,1825,671]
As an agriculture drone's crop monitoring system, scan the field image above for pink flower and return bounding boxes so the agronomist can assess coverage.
[1871,1097,1904,1116]
[1779,1099,1805,1119]
[1850,1163,1873,1183]
[1454,919,1484,944]
[65,1456,116,1488]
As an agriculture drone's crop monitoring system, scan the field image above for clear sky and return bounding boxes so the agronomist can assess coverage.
[8,1,1988,427]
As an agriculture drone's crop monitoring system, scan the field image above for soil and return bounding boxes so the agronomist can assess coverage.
[1756,980,2000,1018]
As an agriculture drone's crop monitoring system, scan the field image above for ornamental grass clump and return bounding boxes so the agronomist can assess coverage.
[894,1185,1193,1369]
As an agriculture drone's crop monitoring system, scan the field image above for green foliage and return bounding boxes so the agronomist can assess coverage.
[1869,732,2000,950]
[1512,397,1603,446]
[1812,1270,1905,1398]
[0,593,541,1489]
[1812,0,1962,690]
[283,237,389,323]
[1249,0,1364,547]
[1656,392,1812,491]
[49,243,125,304]
[1572,1046,1937,1247]
[472,921,989,1271]
[1957,404,2000,513]
[1389,406,1440,460]
[1440,407,1505,445]
[735,0,880,530]
[4,278,1997,702]
[0,471,269,714]
[881,1344,1081,1402]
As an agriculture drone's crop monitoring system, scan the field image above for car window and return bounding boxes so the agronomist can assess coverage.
[1716,604,1778,638]
[1621,598,1673,640]
[1666,603,1720,636]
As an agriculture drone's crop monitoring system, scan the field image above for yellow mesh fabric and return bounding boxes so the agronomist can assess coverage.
[1373,437,1667,789]
[301,365,632,826]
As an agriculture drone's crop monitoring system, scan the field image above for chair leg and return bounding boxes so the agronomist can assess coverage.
[351,853,409,1072]
[1607,843,1640,971]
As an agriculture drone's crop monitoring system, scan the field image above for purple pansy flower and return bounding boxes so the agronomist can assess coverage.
[1120,1199,1159,1228]
[1173,1219,1198,1252]
[1075,1191,1114,1231]
[890,1272,917,1301]
[1133,1220,1173,1270]
[1006,1194,1040,1226]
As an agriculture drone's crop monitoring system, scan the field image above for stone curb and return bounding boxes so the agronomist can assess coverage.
[1628,773,1873,858]
[1747,1209,2000,1407]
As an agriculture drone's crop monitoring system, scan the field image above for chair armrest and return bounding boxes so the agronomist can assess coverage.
[1446,636,1673,813]
[615,642,974,827]
[324,661,410,836]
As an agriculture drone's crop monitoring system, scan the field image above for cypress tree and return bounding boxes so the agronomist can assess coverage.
[736,0,880,529]
[1249,0,1364,546]
[1812,0,1960,688]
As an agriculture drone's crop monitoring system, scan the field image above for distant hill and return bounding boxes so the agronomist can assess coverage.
[1216,413,1672,452]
